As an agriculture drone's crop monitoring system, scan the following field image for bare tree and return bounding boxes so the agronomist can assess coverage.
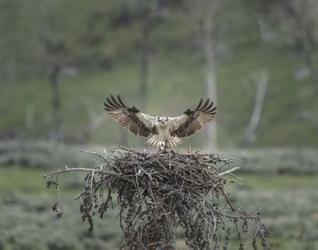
[48,63,63,141]
[258,0,318,83]
[241,71,269,146]
[40,33,67,142]
[139,14,151,111]
[138,0,172,110]
[284,0,318,83]
[201,0,219,151]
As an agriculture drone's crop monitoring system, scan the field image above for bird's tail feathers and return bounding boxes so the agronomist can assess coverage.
[166,136,182,148]
[147,135,182,149]
[147,135,161,148]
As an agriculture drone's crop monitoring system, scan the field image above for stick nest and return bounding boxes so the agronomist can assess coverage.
[45,147,270,250]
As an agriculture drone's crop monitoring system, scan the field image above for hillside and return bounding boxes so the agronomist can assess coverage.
[2,48,318,148]
[0,0,317,148]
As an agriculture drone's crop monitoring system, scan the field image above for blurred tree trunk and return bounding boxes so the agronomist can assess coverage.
[202,0,218,152]
[49,64,63,142]
[138,0,163,111]
[139,16,151,111]
[138,21,149,147]
[241,71,269,146]
[137,2,160,147]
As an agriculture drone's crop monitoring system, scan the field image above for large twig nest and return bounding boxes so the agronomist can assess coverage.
[45,147,270,250]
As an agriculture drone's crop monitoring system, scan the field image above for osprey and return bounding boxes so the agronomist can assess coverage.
[104,95,216,150]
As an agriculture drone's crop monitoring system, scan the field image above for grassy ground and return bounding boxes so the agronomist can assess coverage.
[1,167,317,193]
[0,166,317,250]
[0,167,81,195]
[240,174,318,190]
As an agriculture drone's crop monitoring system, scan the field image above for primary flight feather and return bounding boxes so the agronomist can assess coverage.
[104,94,216,150]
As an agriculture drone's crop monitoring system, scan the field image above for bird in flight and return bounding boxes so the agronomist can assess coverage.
[104,95,216,150]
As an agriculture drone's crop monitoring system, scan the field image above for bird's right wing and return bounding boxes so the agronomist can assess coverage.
[104,95,156,137]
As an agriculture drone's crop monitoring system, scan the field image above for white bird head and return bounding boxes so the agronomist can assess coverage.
[156,116,168,127]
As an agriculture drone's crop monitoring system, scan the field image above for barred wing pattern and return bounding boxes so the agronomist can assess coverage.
[104,95,156,137]
[170,99,216,137]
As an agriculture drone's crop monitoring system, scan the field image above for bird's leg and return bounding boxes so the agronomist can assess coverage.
[159,141,166,151]
[158,140,172,153]
[165,140,169,149]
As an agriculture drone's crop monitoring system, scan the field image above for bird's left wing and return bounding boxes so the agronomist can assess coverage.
[104,95,156,137]
[169,99,216,137]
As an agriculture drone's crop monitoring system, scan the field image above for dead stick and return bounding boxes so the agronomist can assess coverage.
[43,167,104,178]
[220,188,236,212]
[217,167,240,177]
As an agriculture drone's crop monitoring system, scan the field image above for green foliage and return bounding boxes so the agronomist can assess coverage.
[0,193,121,250]
[241,174,318,190]
[0,0,317,147]
[0,141,93,170]
[1,52,318,147]
[228,148,318,174]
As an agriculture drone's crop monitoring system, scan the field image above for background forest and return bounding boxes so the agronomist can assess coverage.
[0,0,318,249]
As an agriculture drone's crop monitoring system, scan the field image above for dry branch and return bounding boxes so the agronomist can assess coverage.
[45,148,270,250]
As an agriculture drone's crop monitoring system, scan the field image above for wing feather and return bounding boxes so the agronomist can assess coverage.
[169,99,216,137]
[104,95,156,137]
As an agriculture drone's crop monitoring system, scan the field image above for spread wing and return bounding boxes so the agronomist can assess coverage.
[104,95,156,137]
[169,99,216,137]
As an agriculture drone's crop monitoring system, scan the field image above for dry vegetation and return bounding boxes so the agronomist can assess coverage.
[45,148,270,250]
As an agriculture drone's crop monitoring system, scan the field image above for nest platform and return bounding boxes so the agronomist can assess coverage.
[45,147,270,250]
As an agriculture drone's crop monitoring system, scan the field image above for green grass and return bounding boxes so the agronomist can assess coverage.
[239,174,318,190]
[0,167,80,195]
[1,166,317,193]
[0,167,47,193]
